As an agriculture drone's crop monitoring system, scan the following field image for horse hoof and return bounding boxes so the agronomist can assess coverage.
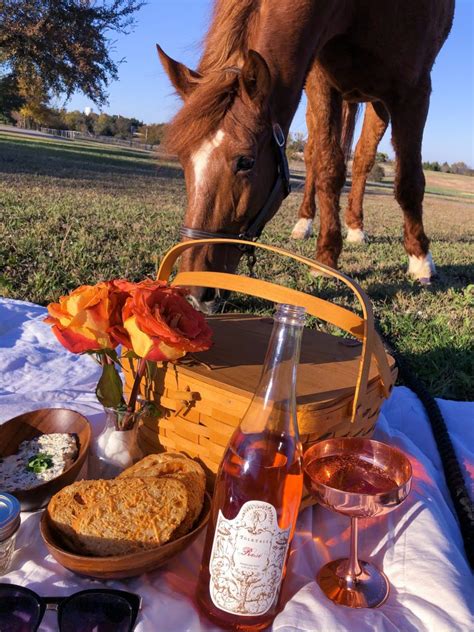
[418,277,432,285]
[291,218,313,240]
[408,252,436,282]
[345,227,366,244]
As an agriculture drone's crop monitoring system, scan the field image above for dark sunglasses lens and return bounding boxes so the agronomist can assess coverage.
[0,587,41,632]
[60,593,134,632]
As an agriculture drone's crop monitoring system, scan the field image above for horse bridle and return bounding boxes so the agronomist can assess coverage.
[179,123,291,265]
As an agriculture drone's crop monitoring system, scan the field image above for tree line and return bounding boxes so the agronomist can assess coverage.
[422,161,473,176]
[287,133,472,176]
[0,86,167,146]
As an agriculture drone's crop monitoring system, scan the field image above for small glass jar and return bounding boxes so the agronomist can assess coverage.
[0,493,21,575]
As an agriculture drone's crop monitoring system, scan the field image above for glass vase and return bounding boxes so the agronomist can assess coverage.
[88,402,156,479]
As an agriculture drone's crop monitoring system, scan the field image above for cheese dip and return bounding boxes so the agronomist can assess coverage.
[0,433,78,492]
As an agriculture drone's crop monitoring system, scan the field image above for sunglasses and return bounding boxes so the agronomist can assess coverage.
[0,584,141,632]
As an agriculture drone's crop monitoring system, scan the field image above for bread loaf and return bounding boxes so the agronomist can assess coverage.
[47,477,188,556]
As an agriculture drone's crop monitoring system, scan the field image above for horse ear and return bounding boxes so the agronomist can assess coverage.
[240,50,272,107]
[156,45,201,99]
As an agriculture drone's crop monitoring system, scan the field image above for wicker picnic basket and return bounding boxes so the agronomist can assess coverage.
[124,239,396,502]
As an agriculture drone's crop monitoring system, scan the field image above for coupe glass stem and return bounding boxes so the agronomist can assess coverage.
[347,517,362,578]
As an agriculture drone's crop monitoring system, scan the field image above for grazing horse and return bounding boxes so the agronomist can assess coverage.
[158,0,454,310]
[291,98,389,245]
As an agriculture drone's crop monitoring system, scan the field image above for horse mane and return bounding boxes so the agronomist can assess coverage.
[166,0,260,156]
[198,0,260,74]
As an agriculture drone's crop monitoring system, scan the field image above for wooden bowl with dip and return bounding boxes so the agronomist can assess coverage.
[0,408,91,511]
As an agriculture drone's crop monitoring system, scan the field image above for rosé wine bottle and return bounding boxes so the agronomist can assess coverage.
[196,304,305,630]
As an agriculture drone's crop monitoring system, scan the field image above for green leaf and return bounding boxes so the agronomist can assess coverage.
[95,363,125,409]
[104,348,124,368]
[26,453,54,473]
[123,350,140,360]
[104,348,119,362]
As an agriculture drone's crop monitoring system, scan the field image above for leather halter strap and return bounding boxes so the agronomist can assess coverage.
[179,123,291,249]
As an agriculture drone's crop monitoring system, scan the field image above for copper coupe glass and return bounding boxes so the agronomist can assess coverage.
[303,437,412,608]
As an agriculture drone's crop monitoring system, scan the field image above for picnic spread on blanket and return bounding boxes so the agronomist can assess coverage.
[0,243,472,631]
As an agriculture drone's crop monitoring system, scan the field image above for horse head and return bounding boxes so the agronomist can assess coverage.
[158,46,289,312]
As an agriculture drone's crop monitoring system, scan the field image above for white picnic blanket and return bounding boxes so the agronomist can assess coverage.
[0,298,472,632]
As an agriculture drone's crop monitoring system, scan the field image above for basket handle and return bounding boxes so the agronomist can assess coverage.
[157,238,393,423]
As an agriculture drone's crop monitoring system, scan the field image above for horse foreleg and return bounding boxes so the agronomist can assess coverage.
[388,81,434,283]
[291,100,316,240]
[345,101,389,244]
[309,67,345,270]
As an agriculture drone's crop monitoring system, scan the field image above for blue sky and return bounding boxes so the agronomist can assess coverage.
[67,0,473,164]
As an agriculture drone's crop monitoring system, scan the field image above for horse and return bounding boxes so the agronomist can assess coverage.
[291,99,389,245]
[158,0,454,311]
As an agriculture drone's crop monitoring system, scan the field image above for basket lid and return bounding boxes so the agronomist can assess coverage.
[175,314,395,411]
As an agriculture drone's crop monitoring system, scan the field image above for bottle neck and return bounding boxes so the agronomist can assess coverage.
[241,304,305,436]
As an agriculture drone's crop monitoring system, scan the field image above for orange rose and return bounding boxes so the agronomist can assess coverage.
[107,279,136,348]
[45,280,135,353]
[122,281,213,361]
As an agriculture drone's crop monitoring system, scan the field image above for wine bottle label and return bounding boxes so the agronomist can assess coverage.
[208,500,290,617]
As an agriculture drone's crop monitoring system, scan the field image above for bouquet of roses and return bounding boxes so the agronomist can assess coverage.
[45,279,213,430]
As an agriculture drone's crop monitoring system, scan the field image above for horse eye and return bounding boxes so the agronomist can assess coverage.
[235,156,255,173]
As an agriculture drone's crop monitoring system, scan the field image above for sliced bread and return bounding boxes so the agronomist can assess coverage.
[118,453,206,536]
[47,477,188,556]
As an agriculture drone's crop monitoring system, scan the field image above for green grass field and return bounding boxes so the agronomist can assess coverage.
[1,131,473,400]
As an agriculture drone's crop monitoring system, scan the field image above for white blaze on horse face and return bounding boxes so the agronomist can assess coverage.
[191,129,225,201]
[408,252,436,282]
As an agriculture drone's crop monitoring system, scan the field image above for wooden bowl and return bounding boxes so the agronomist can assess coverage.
[40,493,211,579]
[0,408,91,511]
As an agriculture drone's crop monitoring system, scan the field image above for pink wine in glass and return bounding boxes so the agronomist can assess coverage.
[306,454,398,495]
[303,438,413,609]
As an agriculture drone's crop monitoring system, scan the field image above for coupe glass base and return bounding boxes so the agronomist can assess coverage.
[317,558,389,608]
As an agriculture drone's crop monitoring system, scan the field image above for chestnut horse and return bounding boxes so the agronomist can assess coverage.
[291,99,389,245]
[158,0,454,309]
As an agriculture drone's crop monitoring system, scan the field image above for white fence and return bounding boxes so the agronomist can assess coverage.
[72,131,157,151]
[39,127,77,139]
[2,123,157,152]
